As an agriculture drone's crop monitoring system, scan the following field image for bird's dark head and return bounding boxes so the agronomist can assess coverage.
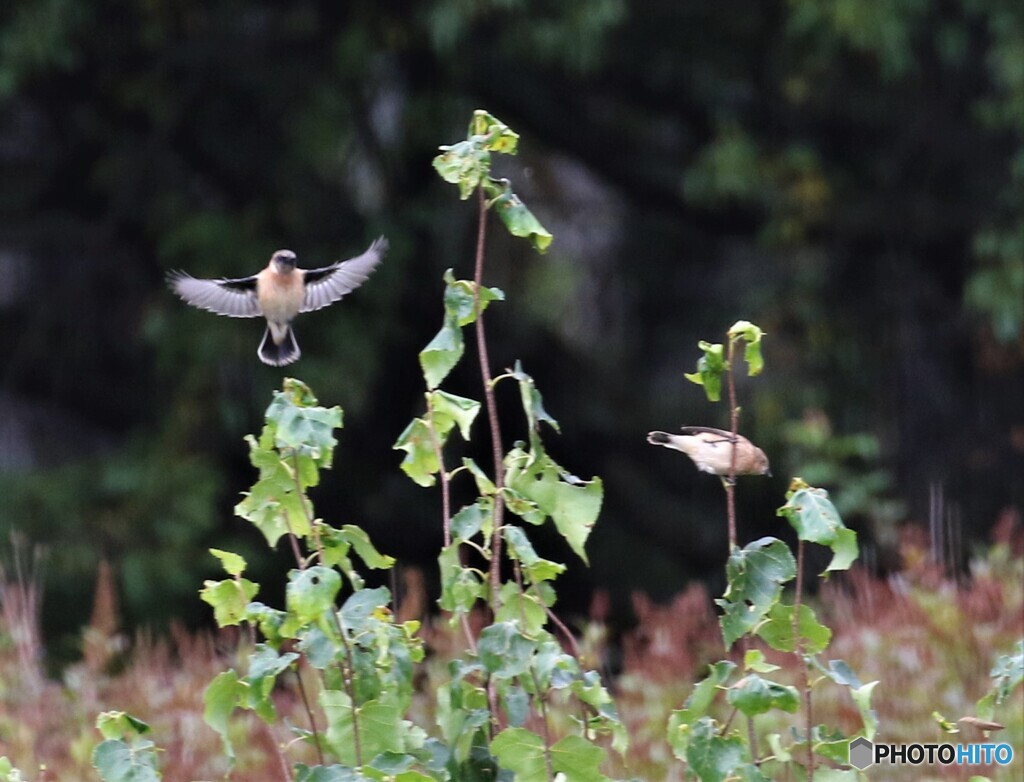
[271,250,297,271]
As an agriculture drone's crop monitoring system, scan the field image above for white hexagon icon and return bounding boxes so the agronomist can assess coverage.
[849,737,874,769]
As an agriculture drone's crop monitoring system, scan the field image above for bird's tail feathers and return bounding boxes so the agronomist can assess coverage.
[258,326,300,366]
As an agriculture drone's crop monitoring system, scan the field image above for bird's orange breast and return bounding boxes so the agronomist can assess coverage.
[257,268,304,324]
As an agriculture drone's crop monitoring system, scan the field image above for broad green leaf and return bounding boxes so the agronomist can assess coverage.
[490,187,553,253]
[490,728,547,782]
[470,109,520,153]
[95,711,151,741]
[728,320,765,376]
[502,487,546,524]
[685,717,767,782]
[667,661,736,759]
[852,680,879,740]
[321,691,413,767]
[502,525,566,584]
[286,566,341,626]
[200,577,258,627]
[394,417,440,488]
[777,484,858,573]
[715,537,796,648]
[341,525,395,570]
[495,586,547,637]
[204,670,245,759]
[433,139,490,199]
[549,734,607,781]
[743,649,780,673]
[451,500,488,540]
[684,341,726,402]
[505,451,602,564]
[244,644,298,723]
[429,390,481,441]
[477,622,535,679]
[756,602,831,654]
[727,674,799,716]
[438,544,484,614]
[419,314,464,390]
[91,739,161,782]
[463,457,497,497]
[209,548,246,577]
[442,270,504,327]
[340,586,391,630]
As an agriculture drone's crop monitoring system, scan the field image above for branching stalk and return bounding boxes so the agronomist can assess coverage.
[794,538,814,780]
[473,185,506,610]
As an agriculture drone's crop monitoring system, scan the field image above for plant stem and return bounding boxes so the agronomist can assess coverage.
[794,538,814,781]
[294,666,325,766]
[473,185,506,610]
[530,668,556,781]
[726,337,739,551]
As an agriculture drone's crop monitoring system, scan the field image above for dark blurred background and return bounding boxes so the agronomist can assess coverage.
[1,0,1022,658]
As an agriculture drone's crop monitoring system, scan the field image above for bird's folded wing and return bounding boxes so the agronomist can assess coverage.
[301,236,388,313]
[678,425,735,439]
[168,273,261,317]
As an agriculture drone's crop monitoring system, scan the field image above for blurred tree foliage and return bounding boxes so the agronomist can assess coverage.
[0,0,1021,649]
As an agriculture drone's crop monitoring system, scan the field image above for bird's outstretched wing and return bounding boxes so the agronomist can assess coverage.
[301,236,388,313]
[168,272,261,317]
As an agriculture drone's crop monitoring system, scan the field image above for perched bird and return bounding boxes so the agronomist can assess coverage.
[168,237,388,366]
[647,426,771,477]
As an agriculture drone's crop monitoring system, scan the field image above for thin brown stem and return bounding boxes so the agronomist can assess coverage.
[332,609,364,767]
[265,720,293,782]
[473,185,506,610]
[794,539,814,781]
[294,666,325,766]
[726,337,739,551]
[530,668,556,781]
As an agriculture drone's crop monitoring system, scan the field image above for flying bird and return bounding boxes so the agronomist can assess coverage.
[647,426,771,477]
[168,237,388,366]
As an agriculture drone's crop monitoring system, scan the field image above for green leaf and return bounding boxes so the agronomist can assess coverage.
[685,717,767,782]
[667,661,736,759]
[433,140,490,200]
[95,711,151,741]
[988,639,1024,704]
[293,765,367,782]
[451,501,488,540]
[684,341,726,402]
[321,691,420,767]
[728,320,765,376]
[286,566,341,626]
[743,649,781,673]
[505,450,602,564]
[200,577,259,627]
[469,109,520,153]
[727,674,799,716]
[91,739,161,782]
[715,537,796,648]
[477,622,535,679]
[429,390,481,441]
[777,485,858,573]
[756,602,831,654]
[443,271,504,327]
[510,361,560,441]
[438,544,484,614]
[204,670,245,760]
[209,548,246,577]
[549,734,607,781]
[495,585,547,637]
[489,186,554,253]
[502,525,566,584]
[852,680,879,740]
[490,728,547,782]
[419,313,464,390]
[393,417,440,488]
[339,586,391,630]
[462,457,497,496]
